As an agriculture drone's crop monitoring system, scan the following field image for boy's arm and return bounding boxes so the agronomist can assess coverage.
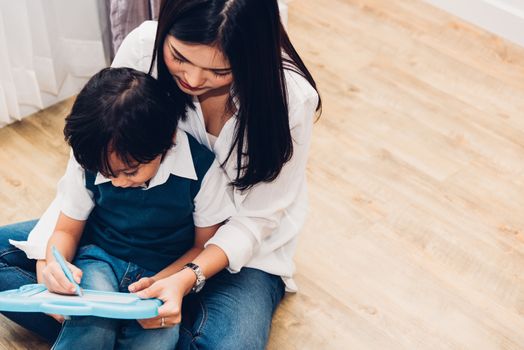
[45,212,85,261]
[26,153,94,261]
[38,212,86,294]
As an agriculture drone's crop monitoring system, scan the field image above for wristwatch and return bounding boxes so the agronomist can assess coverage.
[183,262,206,293]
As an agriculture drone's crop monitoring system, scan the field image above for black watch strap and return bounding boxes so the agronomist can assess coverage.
[183,262,206,293]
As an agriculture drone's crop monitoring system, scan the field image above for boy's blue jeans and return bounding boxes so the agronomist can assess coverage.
[52,244,179,350]
[0,220,285,350]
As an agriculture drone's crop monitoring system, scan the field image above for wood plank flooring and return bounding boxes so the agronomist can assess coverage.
[1,0,523,349]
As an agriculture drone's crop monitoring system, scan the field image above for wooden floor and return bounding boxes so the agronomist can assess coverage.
[2,0,524,349]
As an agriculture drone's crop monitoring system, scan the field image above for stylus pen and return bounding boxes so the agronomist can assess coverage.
[51,246,83,297]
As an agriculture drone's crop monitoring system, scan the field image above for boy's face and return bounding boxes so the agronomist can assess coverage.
[107,152,162,188]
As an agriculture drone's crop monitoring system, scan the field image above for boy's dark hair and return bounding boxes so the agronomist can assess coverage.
[64,67,181,177]
[151,0,321,191]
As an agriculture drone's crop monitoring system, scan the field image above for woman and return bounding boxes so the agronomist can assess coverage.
[0,0,321,348]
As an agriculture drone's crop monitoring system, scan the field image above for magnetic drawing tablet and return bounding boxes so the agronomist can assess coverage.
[0,284,161,319]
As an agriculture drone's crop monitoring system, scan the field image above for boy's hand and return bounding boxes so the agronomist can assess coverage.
[41,260,83,295]
[37,260,67,323]
[36,260,47,284]
[128,276,156,293]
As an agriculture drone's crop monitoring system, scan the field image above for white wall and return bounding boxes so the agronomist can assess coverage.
[501,0,524,12]
[425,0,524,48]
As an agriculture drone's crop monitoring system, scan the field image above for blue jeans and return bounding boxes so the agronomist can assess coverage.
[52,244,179,350]
[0,220,62,342]
[0,220,286,349]
[177,268,285,350]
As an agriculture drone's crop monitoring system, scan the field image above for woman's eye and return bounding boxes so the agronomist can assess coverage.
[213,71,231,78]
[172,55,184,64]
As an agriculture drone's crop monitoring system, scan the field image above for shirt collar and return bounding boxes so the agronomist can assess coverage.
[94,129,198,190]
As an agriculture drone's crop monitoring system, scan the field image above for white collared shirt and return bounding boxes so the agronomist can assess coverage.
[15,21,319,292]
[10,130,235,259]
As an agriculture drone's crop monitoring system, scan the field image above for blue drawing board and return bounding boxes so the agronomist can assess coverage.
[0,284,161,319]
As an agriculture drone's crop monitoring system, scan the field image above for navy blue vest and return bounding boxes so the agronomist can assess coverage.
[81,134,215,272]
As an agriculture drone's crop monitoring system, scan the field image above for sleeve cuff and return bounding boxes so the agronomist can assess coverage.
[204,222,257,273]
[193,211,232,228]
[11,196,63,260]
[8,240,46,260]
[193,160,236,228]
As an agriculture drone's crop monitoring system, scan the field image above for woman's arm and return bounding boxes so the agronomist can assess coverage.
[134,159,234,329]
[128,223,223,292]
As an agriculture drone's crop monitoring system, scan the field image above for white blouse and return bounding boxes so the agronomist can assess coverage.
[206,133,218,149]
[22,21,319,292]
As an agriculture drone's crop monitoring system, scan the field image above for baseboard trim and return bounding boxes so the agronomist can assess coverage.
[425,0,524,47]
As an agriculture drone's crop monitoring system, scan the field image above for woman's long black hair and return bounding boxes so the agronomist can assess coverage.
[150,0,321,190]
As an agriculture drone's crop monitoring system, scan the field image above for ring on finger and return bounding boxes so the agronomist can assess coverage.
[160,317,165,327]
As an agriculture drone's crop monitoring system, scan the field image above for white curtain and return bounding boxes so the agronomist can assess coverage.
[279,0,289,29]
[0,0,108,127]
[0,0,290,128]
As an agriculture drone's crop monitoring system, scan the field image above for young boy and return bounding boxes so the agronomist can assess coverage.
[39,67,234,350]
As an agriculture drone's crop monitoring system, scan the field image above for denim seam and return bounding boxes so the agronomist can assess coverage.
[12,266,37,282]
[0,247,36,281]
[0,247,22,259]
[192,298,208,340]
[180,325,193,338]
[51,320,69,350]
[118,262,133,290]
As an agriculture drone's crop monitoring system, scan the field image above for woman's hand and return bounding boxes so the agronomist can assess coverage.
[41,260,83,295]
[135,268,196,329]
[128,276,156,293]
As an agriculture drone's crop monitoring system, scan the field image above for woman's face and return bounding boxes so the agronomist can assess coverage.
[163,35,233,96]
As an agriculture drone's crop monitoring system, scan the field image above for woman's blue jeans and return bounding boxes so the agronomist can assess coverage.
[0,220,285,349]
[0,220,61,342]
